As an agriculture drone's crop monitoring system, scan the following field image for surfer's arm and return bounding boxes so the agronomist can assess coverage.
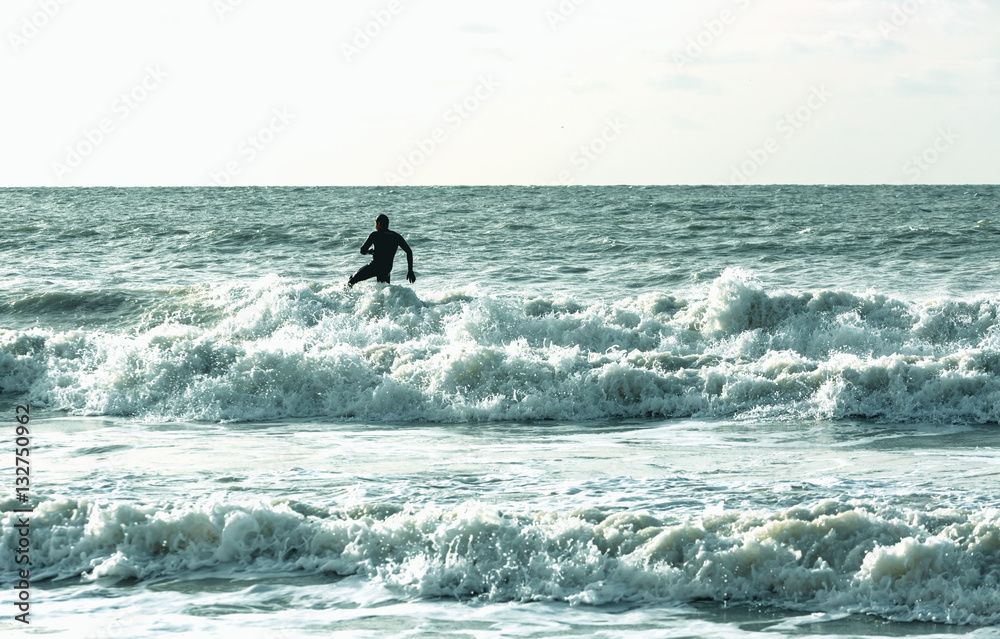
[360,232,376,255]
[400,236,415,282]
[399,237,413,270]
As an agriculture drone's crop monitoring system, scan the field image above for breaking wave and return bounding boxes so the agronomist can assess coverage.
[3,496,999,625]
[3,270,1000,424]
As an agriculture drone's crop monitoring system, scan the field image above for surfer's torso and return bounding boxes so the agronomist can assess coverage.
[362,229,410,272]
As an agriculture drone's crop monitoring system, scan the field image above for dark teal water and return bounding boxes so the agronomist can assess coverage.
[4,186,998,306]
[2,186,1000,637]
[2,185,999,423]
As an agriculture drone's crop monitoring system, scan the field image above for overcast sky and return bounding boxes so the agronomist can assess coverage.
[3,0,997,186]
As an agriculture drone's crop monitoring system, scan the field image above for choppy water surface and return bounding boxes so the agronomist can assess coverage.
[2,186,999,637]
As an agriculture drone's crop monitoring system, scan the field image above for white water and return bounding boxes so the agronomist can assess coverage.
[7,496,1000,624]
[4,412,1000,635]
[4,271,1000,425]
[3,186,1000,637]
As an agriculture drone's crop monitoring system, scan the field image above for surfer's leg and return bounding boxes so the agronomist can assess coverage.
[376,272,391,284]
[348,263,379,287]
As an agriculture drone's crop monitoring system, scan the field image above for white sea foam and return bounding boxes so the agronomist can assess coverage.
[3,497,998,624]
[3,271,1000,424]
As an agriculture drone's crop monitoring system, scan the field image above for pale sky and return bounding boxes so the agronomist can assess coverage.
[3,0,998,186]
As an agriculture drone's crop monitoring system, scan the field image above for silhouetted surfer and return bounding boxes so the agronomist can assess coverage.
[347,214,415,287]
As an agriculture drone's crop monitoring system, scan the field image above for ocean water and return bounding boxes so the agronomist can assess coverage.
[2,185,1000,638]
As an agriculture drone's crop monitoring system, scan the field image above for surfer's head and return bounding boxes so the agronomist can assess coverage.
[376,214,389,230]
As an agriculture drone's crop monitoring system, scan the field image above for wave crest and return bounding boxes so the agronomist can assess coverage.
[3,497,998,624]
[3,272,1000,423]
